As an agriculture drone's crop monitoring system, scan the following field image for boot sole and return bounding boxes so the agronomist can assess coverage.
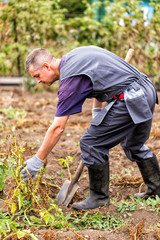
[72,199,110,210]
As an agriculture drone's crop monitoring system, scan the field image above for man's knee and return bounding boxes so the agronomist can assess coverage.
[80,135,87,150]
[122,145,153,162]
[80,134,108,167]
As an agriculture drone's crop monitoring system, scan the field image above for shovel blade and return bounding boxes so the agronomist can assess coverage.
[56,179,79,206]
[63,182,79,206]
[56,180,71,204]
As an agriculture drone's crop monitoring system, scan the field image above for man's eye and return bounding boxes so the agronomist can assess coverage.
[34,74,40,78]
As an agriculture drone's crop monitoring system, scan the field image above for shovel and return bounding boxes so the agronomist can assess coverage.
[56,48,134,206]
[56,160,84,206]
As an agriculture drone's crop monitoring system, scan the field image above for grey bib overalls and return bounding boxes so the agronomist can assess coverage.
[60,46,158,166]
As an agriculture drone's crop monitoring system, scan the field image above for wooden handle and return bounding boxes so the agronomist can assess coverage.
[70,161,84,185]
[125,48,134,63]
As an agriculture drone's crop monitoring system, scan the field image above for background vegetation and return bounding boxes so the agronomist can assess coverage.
[0,0,159,80]
[0,1,160,239]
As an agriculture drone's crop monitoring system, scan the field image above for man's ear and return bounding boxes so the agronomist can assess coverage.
[42,62,50,70]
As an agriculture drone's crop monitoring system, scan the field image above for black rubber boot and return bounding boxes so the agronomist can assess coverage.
[72,161,110,210]
[134,154,160,198]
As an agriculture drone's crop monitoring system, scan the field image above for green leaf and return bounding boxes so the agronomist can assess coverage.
[17,231,26,238]
[11,202,17,214]
[18,196,23,210]
[43,215,51,225]
[30,216,42,224]
[30,233,39,240]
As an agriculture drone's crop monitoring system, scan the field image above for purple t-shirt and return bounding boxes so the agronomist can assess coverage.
[55,56,93,117]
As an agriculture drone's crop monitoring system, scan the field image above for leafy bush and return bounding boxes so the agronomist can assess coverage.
[0,0,159,82]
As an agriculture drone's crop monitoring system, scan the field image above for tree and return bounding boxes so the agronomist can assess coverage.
[0,0,64,76]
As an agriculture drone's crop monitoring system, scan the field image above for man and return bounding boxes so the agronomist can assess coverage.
[21,46,160,210]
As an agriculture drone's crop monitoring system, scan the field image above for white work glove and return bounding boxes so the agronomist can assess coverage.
[92,107,102,119]
[21,155,43,182]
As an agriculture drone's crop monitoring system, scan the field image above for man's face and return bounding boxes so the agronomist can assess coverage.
[29,63,59,86]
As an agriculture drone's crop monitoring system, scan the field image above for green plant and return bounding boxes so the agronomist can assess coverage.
[0,0,63,76]
[0,106,26,119]
[116,199,138,217]
[0,134,27,193]
[0,135,45,211]
[74,141,80,146]
[0,154,8,192]
[116,195,160,217]
[130,195,160,213]
[0,135,66,225]
[0,211,18,238]
[71,211,125,230]
[145,196,160,214]
[58,0,89,19]
[0,0,160,80]
[0,211,38,239]
[57,170,64,178]
[58,156,74,181]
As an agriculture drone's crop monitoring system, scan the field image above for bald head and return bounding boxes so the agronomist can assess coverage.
[25,48,56,72]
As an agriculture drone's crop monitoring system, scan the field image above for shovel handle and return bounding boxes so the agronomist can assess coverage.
[125,48,134,63]
[62,161,84,206]
[71,160,84,185]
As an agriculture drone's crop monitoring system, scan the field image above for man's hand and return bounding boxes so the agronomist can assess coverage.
[21,155,43,182]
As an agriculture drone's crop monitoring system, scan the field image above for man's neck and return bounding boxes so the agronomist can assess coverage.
[56,59,61,69]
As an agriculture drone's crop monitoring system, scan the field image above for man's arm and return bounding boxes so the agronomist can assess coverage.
[92,98,102,108]
[21,115,69,181]
[36,115,69,160]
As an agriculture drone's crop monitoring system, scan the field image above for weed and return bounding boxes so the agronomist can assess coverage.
[4,134,160,238]
[120,166,136,176]
[0,210,38,239]
[0,134,126,236]
[71,211,125,230]
[45,174,55,181]
[116,199,137,217]
[130,195,160,213]
[0,135,48,212]
[57,169,64,178]
[0,135,67,229]
[0,106,26,119]
[0,153,8,192]
[38,203,72,228]
[115,197,144,217]
[0,211,18,238]
[145,195,160,213]
[74,142,80,146]
[58,156,74,181]
[116,195,160,218]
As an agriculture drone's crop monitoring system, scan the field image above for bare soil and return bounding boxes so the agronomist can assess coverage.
[0,87,160,240]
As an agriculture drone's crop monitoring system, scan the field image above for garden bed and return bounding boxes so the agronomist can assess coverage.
[0,87,160,239]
